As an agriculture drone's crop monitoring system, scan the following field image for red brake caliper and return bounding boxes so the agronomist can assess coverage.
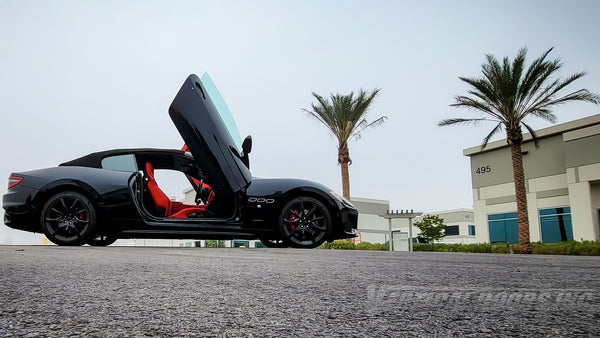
[289,210,297,230]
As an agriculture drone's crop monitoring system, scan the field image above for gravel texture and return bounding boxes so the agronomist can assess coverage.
[1,246,599,337]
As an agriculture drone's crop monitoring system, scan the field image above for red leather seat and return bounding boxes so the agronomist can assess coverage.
[145,162,208,218]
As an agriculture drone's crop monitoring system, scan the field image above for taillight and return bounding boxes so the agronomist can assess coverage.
[8,176,23,189]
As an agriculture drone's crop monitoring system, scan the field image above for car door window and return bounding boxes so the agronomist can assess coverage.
[101,154,138,172]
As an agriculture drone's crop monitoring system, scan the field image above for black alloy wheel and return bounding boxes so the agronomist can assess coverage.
[278,197,332,248]
[86,234,118,246]
[40,191,97,246]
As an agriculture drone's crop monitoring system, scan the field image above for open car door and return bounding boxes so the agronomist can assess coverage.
[169,74,252,197]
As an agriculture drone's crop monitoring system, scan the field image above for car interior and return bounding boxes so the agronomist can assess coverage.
[128,150,214,219]
[144,161,212,218]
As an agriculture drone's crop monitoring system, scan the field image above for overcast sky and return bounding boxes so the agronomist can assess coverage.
[1,0,599,245]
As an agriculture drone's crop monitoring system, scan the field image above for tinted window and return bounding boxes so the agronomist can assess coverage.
[445,225,459,236]
[540,207,573,242]
[488,212,518,244]
[101,154,138,172]
[201,73,243,152]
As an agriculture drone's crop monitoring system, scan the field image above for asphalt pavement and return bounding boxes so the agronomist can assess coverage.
[1,246,599,337]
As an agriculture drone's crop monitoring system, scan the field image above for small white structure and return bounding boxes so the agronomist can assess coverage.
[414,209,477,244]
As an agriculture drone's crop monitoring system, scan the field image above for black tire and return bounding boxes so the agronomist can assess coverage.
[258,236,288,248]
[86,234,118,246]
[278,196,332,249]
[40,191,97,246]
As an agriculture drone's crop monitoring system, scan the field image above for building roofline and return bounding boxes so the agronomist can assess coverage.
[463,114,600,156]
[422,208,474,215]
[350,196,390,204]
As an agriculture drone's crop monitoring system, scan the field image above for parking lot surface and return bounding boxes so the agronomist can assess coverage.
[1,246,599,337]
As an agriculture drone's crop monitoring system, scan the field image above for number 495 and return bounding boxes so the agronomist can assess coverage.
[475,165,491,174]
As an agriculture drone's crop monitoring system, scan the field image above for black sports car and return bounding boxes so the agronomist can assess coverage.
[3,74,358,248]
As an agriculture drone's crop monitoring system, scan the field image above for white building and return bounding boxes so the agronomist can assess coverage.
[412,209,477,244]
[464,114,600,244]
[351,198,476,247]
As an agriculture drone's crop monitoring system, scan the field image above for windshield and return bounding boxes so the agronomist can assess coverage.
[200,73,243,152]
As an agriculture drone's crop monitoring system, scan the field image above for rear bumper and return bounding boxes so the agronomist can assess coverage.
[3,186,40,232]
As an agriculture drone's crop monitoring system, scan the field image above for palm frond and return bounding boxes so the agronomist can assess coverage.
[521,122,540,148]
[353,116,388,140]
[517,48,556,112]
[438,118,492,127]
[451,95,506,123]
[481,122,503,149]
[547,88,600,106]
[302,88,385,145]
[524,75,600,117]
[459,77,500,110]
[527,110,557,124]
[441,46,599,148]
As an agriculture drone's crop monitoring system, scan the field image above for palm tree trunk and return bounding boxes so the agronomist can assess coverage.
[340,161,350,199]
[338,144,351,200]
[509,140,532,254]
[338,145,352,242]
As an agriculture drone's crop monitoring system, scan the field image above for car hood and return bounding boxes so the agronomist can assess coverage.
[169,74,252,196]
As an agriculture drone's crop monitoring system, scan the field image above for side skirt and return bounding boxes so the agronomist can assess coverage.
[118,229,259,240]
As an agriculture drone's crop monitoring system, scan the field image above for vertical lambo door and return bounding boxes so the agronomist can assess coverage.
[169,74,252,207]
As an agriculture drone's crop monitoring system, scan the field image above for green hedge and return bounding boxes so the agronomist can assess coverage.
[320,241,388,251]
[355,242,389,251]
[320,240,600,255]
[205,240,226,248]
[531,241,600,255]
[413,243,510,253]
[414,241,600,255]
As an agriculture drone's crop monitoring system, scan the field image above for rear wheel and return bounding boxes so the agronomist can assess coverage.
[86,234,118,246]
[40,191,97,246]
[278,197,332,248]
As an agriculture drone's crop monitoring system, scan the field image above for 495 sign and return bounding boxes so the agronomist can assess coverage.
[475,165,492,174]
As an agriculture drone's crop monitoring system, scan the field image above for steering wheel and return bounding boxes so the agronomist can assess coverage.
[195,181,212,205]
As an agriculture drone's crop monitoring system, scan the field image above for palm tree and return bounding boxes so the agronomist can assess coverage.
[440,47,600,254]
[303,89,386,199]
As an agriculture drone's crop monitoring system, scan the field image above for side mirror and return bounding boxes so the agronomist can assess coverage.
[241,135,252,168]
[242,135,252,155]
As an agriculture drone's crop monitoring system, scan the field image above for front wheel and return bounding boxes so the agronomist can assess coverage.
[278,197,332,249]
[40,191,97,246]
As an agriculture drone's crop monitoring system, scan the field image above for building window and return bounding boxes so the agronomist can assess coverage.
[540,207,573,243]
[468,225,476,236]
[445,225,459,236]
[488,212,518,244]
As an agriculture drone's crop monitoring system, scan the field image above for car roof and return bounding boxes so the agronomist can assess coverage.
[60,148,190,169]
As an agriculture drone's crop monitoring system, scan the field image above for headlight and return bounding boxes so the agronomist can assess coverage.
[330,191,355,207]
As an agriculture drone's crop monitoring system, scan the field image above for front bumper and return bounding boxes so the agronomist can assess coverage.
[338,205,359,239]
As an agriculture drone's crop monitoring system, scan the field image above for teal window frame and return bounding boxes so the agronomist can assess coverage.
[539,207,573,243]
[488,212,518,244]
